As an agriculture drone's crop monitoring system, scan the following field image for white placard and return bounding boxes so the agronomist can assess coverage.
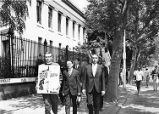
[36,63,60,94]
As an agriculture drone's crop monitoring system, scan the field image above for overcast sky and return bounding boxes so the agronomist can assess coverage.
[70,0,89,12]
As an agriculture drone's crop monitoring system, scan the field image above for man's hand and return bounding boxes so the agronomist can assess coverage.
[101,91,105,96]
[82,89,86,95]
[77,96,81,102]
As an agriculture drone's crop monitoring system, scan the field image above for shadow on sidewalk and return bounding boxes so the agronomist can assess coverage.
[9,95,44,110]
[0,95,44,114]
[119,85,159,114]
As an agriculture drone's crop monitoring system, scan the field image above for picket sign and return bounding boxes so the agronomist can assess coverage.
[36,63,60,94]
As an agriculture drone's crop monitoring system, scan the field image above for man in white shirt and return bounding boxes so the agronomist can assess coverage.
[82,54,105,114]
[152,66,159,91]
[134,67,144,95]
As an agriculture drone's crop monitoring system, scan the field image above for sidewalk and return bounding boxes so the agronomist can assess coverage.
[0,84,157,114]
[118,83,159,114]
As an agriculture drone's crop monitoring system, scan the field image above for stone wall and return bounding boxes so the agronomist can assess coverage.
[0,82,36,100]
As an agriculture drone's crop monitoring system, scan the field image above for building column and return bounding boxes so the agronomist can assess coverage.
[61,15,66,36]
[42,2,48,28]
[80,27,84,44]
[74,22,78,41]
[53,9,58,32]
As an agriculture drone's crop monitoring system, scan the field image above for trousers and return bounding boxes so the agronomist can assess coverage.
[87,86,101,114]
[64,93,77,114]
[43,94,59,114]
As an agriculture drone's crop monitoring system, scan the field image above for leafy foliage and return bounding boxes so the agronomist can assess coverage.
[85,0,159,101]
[126,0,159,70]
[0,0,30,34]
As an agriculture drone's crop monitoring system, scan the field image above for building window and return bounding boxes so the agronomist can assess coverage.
[66,17,69,35]
[83,27,86,39]
[50,40,53,52]
[38,37,42,44]
[78,25,81,40]
[37,1,42,24]
[58,12,62,32]
[73,21,75,38]
[38,37,42,55]
[48,6,53,28]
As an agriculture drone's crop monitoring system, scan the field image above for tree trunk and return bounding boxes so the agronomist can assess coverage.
[106,30,123,102]
[128,48,138,83]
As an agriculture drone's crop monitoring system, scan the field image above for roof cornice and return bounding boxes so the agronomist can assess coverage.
[62,0,85,19]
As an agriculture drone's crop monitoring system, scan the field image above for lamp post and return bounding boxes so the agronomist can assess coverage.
[123,30,126,88]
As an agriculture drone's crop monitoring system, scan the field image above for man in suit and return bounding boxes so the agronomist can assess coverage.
[100,59,109,110]
[62,60,81,114]
[74,58,81,70]
[82,54,106,114]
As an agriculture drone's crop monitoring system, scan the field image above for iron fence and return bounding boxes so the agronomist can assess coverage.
[0,36,88,79]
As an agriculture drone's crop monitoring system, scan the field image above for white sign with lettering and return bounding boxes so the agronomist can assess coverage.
[36,63,60,94]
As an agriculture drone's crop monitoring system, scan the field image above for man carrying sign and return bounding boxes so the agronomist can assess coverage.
[36,52,61,114]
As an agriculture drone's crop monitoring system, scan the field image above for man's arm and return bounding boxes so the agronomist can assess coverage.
[102,66,106,93]
[82,66,87,95]
[76,71,81,96]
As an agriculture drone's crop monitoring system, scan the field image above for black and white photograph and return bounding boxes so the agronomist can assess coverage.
[1,0,159,114]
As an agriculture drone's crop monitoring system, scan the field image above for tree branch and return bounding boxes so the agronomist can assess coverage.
[137,0,159,38]
[118,0,124,6]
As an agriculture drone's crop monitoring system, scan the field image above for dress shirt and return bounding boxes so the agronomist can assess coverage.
[92,63,97,77]
[76,64,79,69]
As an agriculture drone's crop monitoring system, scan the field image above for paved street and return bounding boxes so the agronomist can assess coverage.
[1,82,159,114]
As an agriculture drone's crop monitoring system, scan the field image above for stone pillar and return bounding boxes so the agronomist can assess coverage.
[61,15,66,36]
[53,9,58,32]
[42,3,48,28]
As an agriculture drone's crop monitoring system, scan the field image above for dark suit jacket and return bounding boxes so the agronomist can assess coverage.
[62,69,81,96]
[82,64,105,93]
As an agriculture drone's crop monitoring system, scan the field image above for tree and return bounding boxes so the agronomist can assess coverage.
[127,0,159,82]
[0,0,30,34]
[85,0,131,101]
[85,0,159,101]
[0,0,30,76]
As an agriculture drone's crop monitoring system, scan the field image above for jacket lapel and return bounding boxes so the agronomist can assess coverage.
[91,64,98,77]
[95,64,99,77]
[69,69,74,78]
[90,64,93,77]
[64,70,69,78]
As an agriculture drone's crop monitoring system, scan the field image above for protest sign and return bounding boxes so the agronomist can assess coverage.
[36,63,60,94]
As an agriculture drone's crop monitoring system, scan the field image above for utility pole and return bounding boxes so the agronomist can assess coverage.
[123,30,126,88]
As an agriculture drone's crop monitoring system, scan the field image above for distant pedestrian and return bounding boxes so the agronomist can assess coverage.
[61,60,81,114]
[100,59,109,111]
[119,68,123,86]
[134,67,144,95]
[74,58,81,70]
[73,58,82,85]
[80,57,89,85]
[82,54,105,114]
[145,68,150,88]
[152,66,159,91]
[73,58,82,107]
